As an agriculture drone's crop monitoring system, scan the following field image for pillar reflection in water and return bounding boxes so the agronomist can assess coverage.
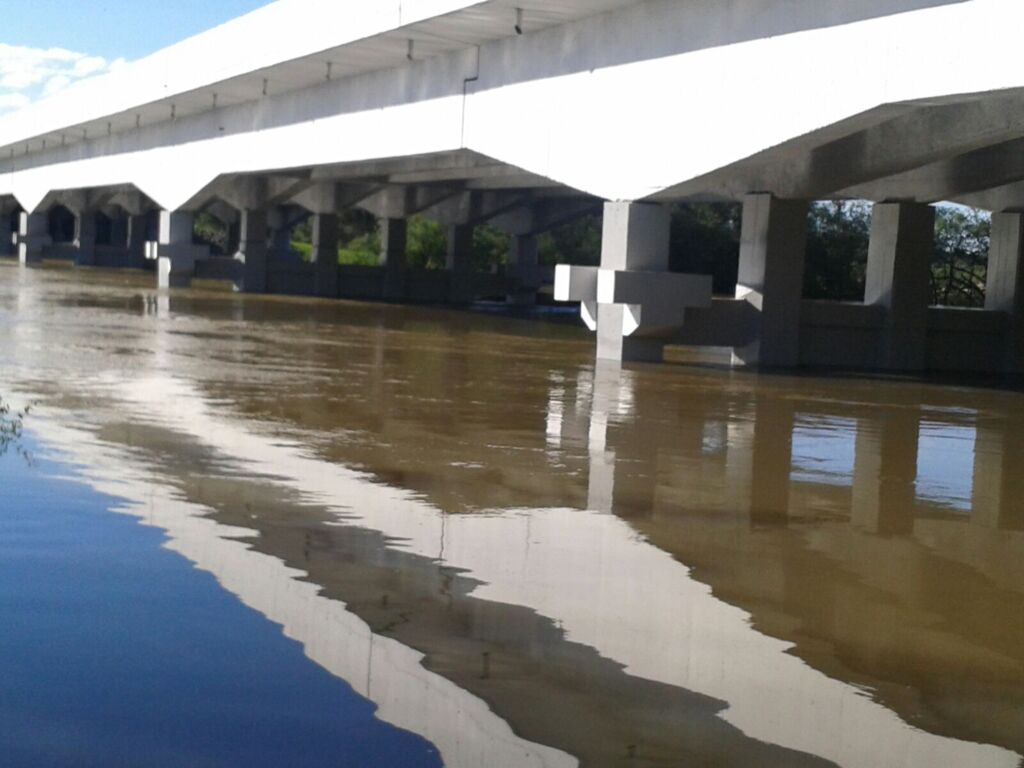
[553,362,1024,765]
[973,416,1024,531]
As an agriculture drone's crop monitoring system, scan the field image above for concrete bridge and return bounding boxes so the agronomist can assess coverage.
[3,0,1024,373]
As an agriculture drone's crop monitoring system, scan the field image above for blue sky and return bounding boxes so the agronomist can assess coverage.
[0,0,272,113]
[2,1,272,60]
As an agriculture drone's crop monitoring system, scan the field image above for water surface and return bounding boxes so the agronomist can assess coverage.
[1,262,1022,767]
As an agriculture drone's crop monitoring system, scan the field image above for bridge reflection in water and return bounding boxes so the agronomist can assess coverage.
[4,266,1023,768]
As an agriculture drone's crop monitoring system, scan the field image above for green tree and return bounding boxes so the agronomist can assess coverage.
[670,203,741,295]
[194,212,230,255]
[406,216,447,268]
[538,214,602,266]
[804,201,872,301]
[931,206,989,307]
[472,224,511,272]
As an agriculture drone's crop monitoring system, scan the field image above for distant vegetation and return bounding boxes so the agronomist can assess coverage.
[195,201,993,307]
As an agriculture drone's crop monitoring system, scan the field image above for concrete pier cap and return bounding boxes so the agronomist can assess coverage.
[555,201,712,363]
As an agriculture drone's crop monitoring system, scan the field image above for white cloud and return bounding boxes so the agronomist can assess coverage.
[0,93,29,110]
[0,43,123,115]
[42,74,73,97]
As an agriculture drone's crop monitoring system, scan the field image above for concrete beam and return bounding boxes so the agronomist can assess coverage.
[839,136,1024,204]
[490,197,600,237]
[661,94,1024,202]
[865,202,934,371]
[291,183,338,216]
[423,190,530,227]
[203,199,240,226]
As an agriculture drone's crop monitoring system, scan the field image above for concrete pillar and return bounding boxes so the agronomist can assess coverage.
[239,209,268,294]
[851,409,920,535]
[109,214,129,250]
[733,194,808,367]
[17,212,50,265]
[266,207,293,263]
[446,223,475,303]
[985,212,1024,372]
[0,212,14,257]
[271,227,292,261]
[311,213,338,298]
[865,202,934,371]
[226,221,241,257]
[127,214,148,268]
[74,211,97,266]
[157,210,196,289]
[446,224,474,271]
[379,217,407,300]
[507,234,539,306]
[596,201,671,363]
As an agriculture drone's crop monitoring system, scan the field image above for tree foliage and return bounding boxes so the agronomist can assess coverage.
[669,203,741,295]
[931,206,989,307]
[539,213,603,266]
[804,201,872,301]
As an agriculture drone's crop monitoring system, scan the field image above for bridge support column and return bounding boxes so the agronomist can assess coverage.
[127,214,148,268]
[865,202,934,371]
[74,211,97,267]
[311,213,338,298]
[985,211,1024,372]
[379,217,407,300]
[0,212,14,258]
[109,213,129,253]
[157,211,205,289]
[597,202,671,363]
[507,234,539,306]
[239,209,268,293]
[17,212,50,265]
[446,224,475,303]
[554,202,711,363]
[733,194,808,367]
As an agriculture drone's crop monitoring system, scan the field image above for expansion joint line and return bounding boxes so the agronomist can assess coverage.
[460,46,482,148]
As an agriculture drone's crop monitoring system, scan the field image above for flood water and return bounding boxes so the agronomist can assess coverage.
[1,261,1022,768]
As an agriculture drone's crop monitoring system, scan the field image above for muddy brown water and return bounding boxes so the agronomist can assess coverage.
[1,261,1022,768]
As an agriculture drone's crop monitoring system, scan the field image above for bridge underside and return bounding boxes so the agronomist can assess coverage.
[5,104,1024,378]
[4,0,1024,375]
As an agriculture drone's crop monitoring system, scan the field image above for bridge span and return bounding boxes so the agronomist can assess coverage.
[3,0,1024,373]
